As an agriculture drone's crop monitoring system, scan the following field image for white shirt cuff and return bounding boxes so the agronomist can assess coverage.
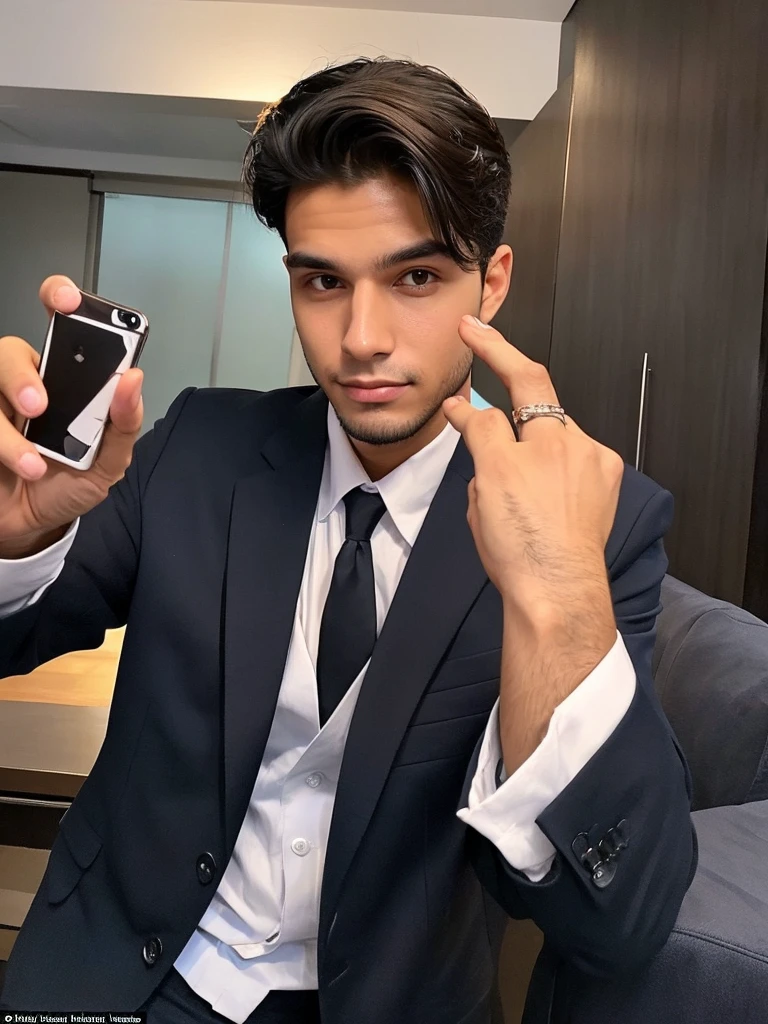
[0,519,79,616]
[456,630,636,882]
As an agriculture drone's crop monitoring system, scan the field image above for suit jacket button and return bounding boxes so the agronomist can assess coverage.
[197,852,216,884]
[592,858,618,889]
[143,936,163,966]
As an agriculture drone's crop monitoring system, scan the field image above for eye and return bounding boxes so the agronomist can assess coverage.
[400,269,437,289]
[308,274,342,292]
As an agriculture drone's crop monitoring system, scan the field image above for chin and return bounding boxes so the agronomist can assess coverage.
[335,399,443,447]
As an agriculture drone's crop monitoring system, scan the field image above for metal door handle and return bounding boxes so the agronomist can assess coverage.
[635,352,651,472]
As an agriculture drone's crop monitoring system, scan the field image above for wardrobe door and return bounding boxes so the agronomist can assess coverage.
[549,0,768,605]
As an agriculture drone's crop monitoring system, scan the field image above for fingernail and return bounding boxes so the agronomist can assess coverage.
[19,451,46,478]
[53,285,79,307]
[19,386,41,415]
[472,316,492,329]
[445,396,465,407]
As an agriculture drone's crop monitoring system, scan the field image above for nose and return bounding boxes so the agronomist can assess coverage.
[341,282,395,361]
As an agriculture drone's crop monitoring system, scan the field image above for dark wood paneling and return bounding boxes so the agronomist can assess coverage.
[743,240,768,617]
[549,0,768,605]
[495,76,572,370]
[474,78,572,417]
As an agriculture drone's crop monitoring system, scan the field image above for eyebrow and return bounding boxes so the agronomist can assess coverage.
[284,239,453,275]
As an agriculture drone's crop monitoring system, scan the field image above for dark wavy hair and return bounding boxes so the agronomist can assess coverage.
[242,57,511,277]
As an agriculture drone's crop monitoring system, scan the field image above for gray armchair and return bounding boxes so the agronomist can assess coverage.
[522,574,768,1024]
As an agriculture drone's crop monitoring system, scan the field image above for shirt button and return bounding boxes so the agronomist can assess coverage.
[305,773,323,788]
[291,838,311,856]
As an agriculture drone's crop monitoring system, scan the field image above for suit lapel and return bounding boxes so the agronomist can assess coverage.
[319,436,489,941]
[222,389,328,856]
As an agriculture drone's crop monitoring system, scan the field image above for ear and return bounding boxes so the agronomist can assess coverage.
[478,245,513,324]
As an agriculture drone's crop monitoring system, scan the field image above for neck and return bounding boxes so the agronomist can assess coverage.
[351,416,445,482]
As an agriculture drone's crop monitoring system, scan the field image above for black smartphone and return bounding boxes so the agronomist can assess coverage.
[22,290,149,470]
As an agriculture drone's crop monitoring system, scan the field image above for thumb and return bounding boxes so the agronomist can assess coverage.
[442,394,473,432]
[89,369,143,481]
[39,275,81,319]
[108,368,144,435]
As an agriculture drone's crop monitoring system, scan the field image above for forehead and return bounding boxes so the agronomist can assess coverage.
[284,174,433,255]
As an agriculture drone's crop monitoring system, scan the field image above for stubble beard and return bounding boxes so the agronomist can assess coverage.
[307,349,474,447]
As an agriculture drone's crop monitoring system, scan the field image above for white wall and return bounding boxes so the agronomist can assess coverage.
[0,0,561,121]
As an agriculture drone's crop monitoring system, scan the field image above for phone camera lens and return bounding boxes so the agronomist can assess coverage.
[116,309,140,330]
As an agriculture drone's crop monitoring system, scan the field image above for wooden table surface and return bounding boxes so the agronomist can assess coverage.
[0,629,122,797]
[0,627,122,707]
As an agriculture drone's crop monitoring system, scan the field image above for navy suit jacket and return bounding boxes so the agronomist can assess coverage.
[0,385,696,1022]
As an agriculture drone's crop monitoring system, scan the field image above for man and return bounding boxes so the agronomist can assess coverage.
[0,57,696,1023]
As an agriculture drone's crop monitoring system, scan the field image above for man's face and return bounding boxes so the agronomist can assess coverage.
[283,173,510,457]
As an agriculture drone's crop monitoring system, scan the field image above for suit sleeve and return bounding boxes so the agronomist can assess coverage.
[456,632,636,881]
[0,387,196,678]
[463,485,698,979]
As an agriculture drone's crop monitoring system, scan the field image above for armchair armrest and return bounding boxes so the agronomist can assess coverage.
[523,800,768,1024]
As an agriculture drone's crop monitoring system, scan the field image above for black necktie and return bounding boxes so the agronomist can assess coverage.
[316,486,387,727]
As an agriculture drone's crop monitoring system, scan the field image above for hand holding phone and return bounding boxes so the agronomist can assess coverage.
[0,276,146,559]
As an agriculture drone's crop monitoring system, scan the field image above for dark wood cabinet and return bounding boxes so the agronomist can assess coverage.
[476,0,768,611]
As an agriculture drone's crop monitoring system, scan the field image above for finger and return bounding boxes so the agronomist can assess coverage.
[89,369,143,482]
[0,335,48,422]
[444,395,516,437]
[467,477,478,525]
[108,368,143,435]
[458,315,562,432]
[443,395,516,469]
[39,275,81,319]
[0,402,48,480]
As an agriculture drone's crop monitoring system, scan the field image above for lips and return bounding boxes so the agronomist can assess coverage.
[341,383,410,404]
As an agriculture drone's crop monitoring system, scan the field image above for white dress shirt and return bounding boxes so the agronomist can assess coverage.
[0,400,636,1023]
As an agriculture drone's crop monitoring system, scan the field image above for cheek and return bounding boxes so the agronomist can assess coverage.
[397,300,460,347]
[402,286,468,338]
[291,301,337,365]
[410,315,466,367]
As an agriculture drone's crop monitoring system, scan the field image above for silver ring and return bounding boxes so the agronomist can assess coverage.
[512,403,566,427]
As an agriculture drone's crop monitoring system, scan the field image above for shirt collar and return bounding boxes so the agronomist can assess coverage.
[318,401,462,548]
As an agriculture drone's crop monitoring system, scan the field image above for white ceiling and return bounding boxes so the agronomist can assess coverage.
[181,0,575,19]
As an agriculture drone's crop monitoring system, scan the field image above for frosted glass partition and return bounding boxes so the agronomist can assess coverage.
[214,204,294,392]
[97,193,229,432]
